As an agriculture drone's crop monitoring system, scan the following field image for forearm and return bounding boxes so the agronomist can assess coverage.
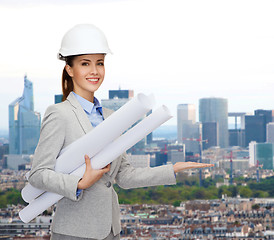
[28,168,81,201]
[116,162,176,189]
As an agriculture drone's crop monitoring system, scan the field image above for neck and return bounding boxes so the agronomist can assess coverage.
[74,91,94,103]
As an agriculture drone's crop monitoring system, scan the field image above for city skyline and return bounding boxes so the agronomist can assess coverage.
[1,77,273,133]
[0,0,274,129]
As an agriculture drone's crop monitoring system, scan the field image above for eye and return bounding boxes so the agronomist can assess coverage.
[81,62,89,66]
[98,62,104,66]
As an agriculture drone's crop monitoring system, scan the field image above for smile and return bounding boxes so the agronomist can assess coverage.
[86,78,99,83]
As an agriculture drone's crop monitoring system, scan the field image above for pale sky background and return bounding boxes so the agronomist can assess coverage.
[0,0,274,131]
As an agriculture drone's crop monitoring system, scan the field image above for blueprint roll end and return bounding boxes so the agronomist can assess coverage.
[161,105,173,119]
[21,187,30,203]
[19,209,29,223]
[137,93,155,110]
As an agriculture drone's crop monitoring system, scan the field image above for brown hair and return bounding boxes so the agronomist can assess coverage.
[62,56,76,101]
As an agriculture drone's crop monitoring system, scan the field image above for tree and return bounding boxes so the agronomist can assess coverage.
[239,187,252,198]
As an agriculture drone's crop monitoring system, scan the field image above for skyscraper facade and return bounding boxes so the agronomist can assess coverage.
[255,109,272,142]
[249,141,274,169]
[177,104,200,153]
[255,109,272,125]
[267,122,274,144]
[245,115,265,147]
[55,94,63,104]
[109,89,134,99]
[228,112,246,147]
[256,143,273,170]
[9,76,41,154]
[177,104,196,143]
[199,98,228,148]
[101,98,130,111]
[202,122,218,150]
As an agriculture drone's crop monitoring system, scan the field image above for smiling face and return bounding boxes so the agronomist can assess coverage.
[65,54,105,102]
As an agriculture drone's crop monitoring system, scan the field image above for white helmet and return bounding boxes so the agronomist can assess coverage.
[58,24,112,60]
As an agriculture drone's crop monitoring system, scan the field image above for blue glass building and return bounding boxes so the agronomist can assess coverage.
[199,98,229,148]
[9,76,41,154]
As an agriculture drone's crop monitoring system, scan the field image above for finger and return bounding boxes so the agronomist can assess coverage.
[102,164,111,173]
[102,164,111,170]
[84,155,91,169]
[197,164,214,168]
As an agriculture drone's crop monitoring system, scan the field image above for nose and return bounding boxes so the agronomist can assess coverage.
[89,63,99,75]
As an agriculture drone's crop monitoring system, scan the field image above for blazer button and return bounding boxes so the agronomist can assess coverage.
[106,181,112,188]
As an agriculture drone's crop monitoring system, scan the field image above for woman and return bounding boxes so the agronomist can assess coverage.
[28,24,213,240]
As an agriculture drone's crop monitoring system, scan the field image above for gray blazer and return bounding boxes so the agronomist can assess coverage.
[28,92,176,239]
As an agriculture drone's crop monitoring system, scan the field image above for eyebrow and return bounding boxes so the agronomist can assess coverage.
[80,58,104,62]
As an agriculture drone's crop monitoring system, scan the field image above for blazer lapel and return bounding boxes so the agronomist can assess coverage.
[66,92,93,134]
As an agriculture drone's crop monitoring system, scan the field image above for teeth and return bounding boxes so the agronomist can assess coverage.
[87,79,99,82]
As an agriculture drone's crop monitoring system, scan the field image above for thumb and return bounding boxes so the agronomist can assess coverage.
[84,155,91,169]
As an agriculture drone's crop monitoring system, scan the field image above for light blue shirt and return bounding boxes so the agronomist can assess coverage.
[72,92,104,127]
[72,92,104,197]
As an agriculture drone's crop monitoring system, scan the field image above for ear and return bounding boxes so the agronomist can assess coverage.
[65,64,74,77]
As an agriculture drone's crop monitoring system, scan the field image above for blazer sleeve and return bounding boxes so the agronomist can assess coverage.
[115,153,177,189]
[28,105,82,201]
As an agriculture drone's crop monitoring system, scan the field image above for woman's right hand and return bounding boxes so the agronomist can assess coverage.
[77,155,111,190]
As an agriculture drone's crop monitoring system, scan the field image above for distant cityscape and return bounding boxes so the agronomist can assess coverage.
[0,76,274,239]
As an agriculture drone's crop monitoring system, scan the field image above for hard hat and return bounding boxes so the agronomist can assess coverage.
[58,24,112,60]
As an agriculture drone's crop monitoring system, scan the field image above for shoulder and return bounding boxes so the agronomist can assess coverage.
[43,100,72,122]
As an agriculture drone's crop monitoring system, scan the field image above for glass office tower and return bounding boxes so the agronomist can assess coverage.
[199,98,229,148]
[9,76,41,154]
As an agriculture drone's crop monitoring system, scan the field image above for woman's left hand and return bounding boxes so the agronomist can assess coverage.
[173,162,214,173]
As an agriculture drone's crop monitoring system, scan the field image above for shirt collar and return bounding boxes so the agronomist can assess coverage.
[72,92,102,114]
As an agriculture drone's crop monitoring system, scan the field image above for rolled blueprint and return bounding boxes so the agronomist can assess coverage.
[91,105,172,169]
[19,105,172,223]
[21,93,155,203]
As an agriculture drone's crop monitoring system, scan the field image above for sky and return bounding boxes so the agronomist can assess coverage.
[0,0,274,130]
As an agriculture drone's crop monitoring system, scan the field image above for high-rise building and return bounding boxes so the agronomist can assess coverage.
[255,109,272,124]
[267,122,274,144]
[229,129,245,147]
[256,143,273,170]
[167,143,185,164]
[9,76,41,154]
[109,89,134,99]
[154,152,167,167]
[202,122,218,150]
[199,98,228,148]
[102,89,134,111]
[55,94,63,104]
[249,141,256,166]
[177,104,200,153]
[245,115,265,146]
[255,109,272,141]
[228,112,246,147]
[177,104,196,143]
[101,98,130,111]
[249,141,274,169]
